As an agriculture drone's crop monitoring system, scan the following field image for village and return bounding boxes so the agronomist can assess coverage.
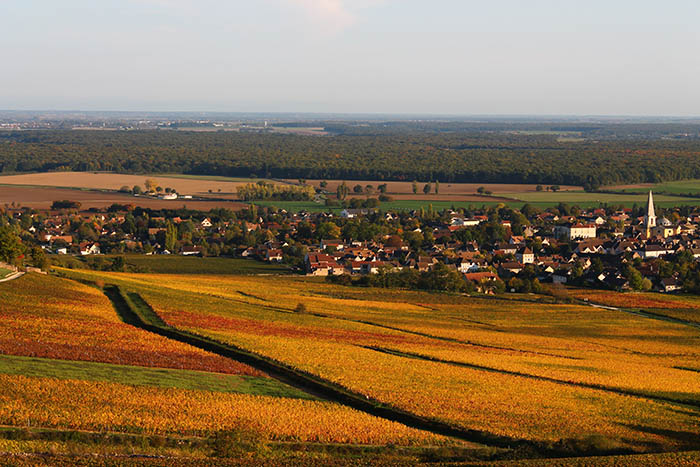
[3,191,700,294]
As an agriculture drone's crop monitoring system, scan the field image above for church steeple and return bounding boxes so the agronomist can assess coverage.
[644,190,656,236]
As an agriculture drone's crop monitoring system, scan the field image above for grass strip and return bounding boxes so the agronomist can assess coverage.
[0,354,312,399]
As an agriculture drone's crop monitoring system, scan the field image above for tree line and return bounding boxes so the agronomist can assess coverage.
[2,130,700,188]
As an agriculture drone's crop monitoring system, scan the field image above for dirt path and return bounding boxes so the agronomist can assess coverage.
[0,272,24,283]
[585,302,700,331]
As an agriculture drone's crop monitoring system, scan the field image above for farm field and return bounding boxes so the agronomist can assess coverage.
[0,374,448,444]
[53,255,291,275]
[609,179,700,195]
[0,185,246,211]
[58,269,700,455]
[0,273,261,374]
[566,288,700,325]
[297,179,581,195]
[0,273,461,462]
[255,194,700,213]
[0,172,272,196]
[4,171,700,212]
[500,190,700,207]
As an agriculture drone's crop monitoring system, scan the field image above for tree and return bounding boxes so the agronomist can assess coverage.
[536,185,543,192]
[477,186,485,194]
[591,257,604,274]
[317,221,341,239]
[434,180,439,194]
[30,246,50,271]
[0,227,24,265]
[111,256,126,272]
[144,179,158,192]
[423,183,431,195]
[625,265,645,291]
[417,263,465,292]
[336,182,349,200]
[365,184,374,195]
[378,183,388,194]
[119,185,131,193]
[319,180,328,188]
[165,221,177,252]
[51,200,81,210]
[132,185,142,194]
[412,181,418,194]
[551,185,561,192]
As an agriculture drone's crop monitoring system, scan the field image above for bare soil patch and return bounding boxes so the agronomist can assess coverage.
[0,172,260,196]
[292,179,580,196]
[0,186,246,211]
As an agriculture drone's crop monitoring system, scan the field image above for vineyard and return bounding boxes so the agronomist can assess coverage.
[3,270,700,464]
[56,270,700,453]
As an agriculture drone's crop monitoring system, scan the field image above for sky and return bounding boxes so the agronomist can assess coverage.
[1,0,699,115]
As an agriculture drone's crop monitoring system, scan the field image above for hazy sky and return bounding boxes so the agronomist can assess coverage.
[1,0,699,115]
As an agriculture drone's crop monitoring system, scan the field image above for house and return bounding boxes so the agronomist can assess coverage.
[515,247,534,264]
[200,218,213,228]
[340,209,371,218]
[49,235,73,245]
[639,244,671,259]
[181,246,203,256]
[498,261,524,275]
[454,258,484,273]
[265,248,283,262]
[659,277,681,293]
[320,239,344,251]
[492,242,517,255]
[451,216,481,227]
[463,272,499,292]
[554,223,596,240]
[305,253,342,276]
[79,242,101,255]
[576,239,606,254]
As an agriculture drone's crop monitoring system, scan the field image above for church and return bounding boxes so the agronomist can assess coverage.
[643,190,656,238]
[644,190,681,238]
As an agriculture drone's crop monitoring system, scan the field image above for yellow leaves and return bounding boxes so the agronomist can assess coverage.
[54,270,700,450]
[0,274,261,376]
[0,374,446,446]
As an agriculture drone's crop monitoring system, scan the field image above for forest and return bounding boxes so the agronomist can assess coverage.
[2,127,700,188]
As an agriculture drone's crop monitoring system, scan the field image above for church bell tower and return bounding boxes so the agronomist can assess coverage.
[644,190,656,237]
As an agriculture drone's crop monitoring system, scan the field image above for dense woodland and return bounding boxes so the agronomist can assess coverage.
[3,127,700,188]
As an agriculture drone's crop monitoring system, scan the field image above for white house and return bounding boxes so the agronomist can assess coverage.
[515,247,534,264]
[555,223,596,240]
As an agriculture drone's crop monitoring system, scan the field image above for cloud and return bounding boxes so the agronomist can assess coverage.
[282,0,386,33]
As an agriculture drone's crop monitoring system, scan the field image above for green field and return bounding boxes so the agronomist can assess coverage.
[503,190,700,207]
[0,354,310,399]
[613,179,700,196]
[253,194,700,213]
[52,255,290,275]
[0,267,13,279]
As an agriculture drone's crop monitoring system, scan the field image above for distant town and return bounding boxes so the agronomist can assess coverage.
[3,186,700,295]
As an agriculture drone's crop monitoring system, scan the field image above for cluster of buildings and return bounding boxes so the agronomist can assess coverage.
[301,192,700,293]
[7,190,700,293]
